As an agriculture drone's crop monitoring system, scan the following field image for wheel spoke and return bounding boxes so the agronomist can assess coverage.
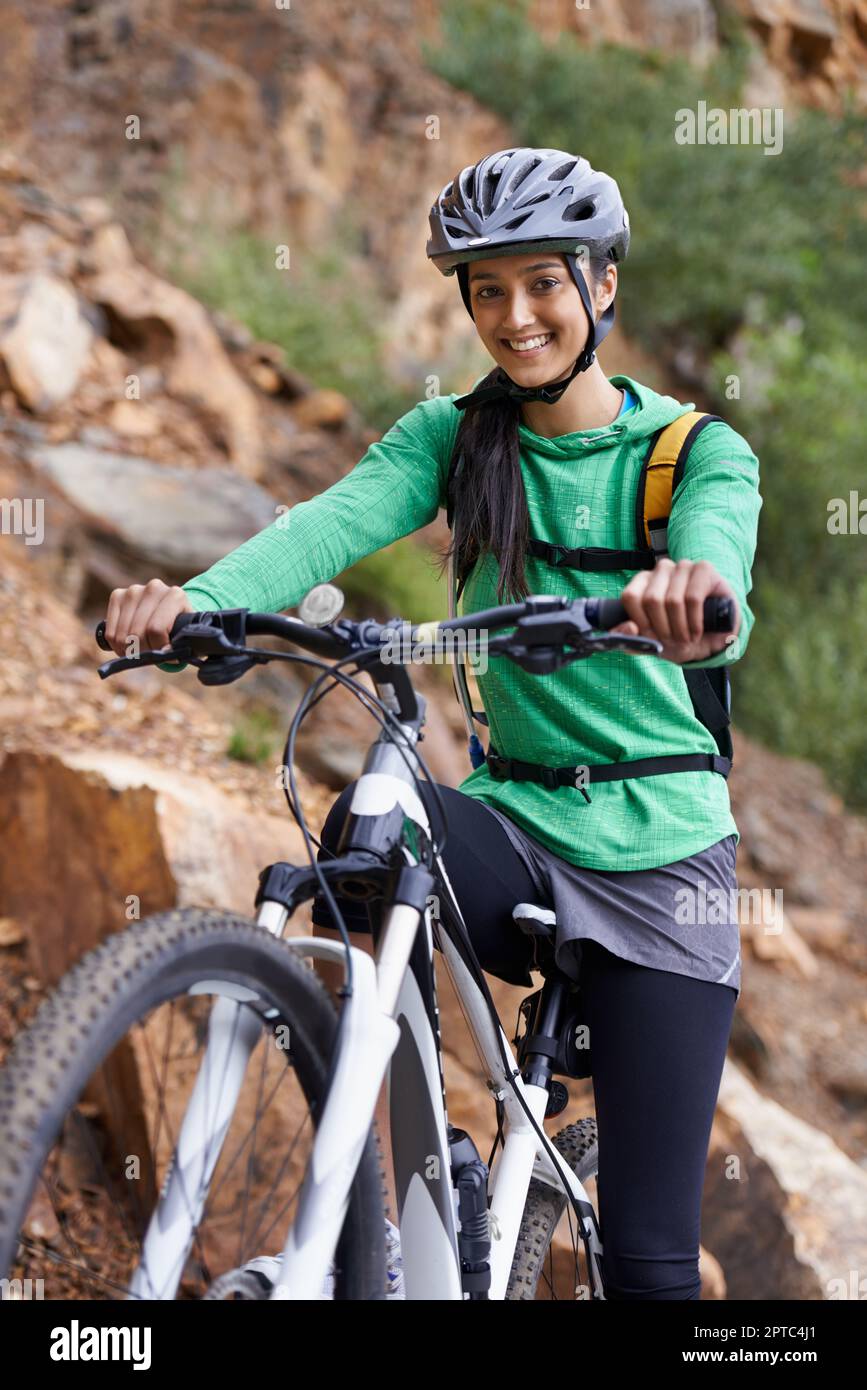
[1,914,375,1301]
[241,1112,314,1258]
[236,1022,272,1266]
[15,1233,150,1300]
[135,1009,213,1296]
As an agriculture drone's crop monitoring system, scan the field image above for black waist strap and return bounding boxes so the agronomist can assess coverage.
[486,747,731,803]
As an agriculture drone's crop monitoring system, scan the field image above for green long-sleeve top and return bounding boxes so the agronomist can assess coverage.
[168,373,762,870]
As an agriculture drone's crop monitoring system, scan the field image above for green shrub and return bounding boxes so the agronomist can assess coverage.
[227,706,283,765]
[737,576,867,801]
[337,538,457,692]
[159,210,420,436]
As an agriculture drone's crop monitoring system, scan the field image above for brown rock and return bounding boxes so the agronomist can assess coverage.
[739,892,819,978]
[0,917,25,947]
[784,905,849,954]
[248,361,284,395]
[822,1066,867,1108]
[108,399,161,438]
[292,388,353,431]
[0,273,94,412]
[703,1059,867,1298]
[0,747,314,987]
[82,265,263,476]
[80,221,136,274]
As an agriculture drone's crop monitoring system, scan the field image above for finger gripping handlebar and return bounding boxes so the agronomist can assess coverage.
[585,595,734,634]
[94,611,202,652]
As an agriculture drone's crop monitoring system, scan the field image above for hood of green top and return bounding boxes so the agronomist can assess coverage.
[462,372,697,457]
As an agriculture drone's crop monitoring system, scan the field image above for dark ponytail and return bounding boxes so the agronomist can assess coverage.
[435,253,614,607]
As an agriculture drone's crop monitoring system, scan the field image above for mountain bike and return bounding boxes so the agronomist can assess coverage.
[0,585,732,1300]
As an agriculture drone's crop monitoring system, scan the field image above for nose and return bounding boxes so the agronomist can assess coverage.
[496,288,541,335]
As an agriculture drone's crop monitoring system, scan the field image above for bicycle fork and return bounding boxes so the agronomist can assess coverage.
[127,990,265,1300]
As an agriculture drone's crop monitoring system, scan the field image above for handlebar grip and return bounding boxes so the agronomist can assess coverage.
[170,611,199,639]
[587,595,735,634]
[94,611,199,653]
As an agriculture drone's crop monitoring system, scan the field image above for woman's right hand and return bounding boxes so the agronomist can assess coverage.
[103,580,194,658]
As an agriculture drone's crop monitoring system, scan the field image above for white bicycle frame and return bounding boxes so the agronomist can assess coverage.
[128,757,603,1301]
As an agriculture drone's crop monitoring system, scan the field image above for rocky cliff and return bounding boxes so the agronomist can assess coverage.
[1,1,865,1301]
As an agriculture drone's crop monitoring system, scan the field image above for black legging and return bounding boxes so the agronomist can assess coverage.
[311,781,737,1301]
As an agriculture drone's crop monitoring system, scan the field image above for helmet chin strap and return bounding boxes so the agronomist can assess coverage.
[453,253,616,411]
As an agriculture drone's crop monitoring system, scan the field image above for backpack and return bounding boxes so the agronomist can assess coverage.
[446,411,734,777]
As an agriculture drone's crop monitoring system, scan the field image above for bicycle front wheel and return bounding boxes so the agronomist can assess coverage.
[506,1118,599,1300]
[0,906,386,1300]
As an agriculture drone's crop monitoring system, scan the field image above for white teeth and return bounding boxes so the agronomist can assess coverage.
[507,333,553,352]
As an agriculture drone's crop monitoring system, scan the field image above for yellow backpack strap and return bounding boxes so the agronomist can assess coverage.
[635,412,723,559]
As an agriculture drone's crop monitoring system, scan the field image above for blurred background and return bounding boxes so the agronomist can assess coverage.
[0,0,866,1298]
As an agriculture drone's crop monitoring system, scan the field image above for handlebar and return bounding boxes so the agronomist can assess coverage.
[94,592,734,677]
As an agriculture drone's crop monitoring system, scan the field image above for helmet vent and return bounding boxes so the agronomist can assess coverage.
[513,192,550,210]
[503,212,532,231]
[511,156,542,193]
[563,198,596,223]
[481,168,503,215]
[548,160,579,181]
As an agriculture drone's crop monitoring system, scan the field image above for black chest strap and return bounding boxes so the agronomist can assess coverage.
[526,539,657,572]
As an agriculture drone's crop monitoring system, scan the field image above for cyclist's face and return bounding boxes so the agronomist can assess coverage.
[467,252,615,377]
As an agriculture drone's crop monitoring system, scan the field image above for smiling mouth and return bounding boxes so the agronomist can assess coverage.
[501,332,556,357]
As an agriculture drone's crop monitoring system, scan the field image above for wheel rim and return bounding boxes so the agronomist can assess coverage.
[6,986,323,1300]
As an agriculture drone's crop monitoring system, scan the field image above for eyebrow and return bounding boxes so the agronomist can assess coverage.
[468,261,563,284]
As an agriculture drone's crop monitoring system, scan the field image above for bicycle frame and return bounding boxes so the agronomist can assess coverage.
[267,856,603,1299]
[128,709,604,1302]
[276,842,604,1300]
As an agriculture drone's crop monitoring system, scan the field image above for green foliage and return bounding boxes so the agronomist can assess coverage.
[337,535,443,617]
[337,537,456,691]
[425,0,867,809]
[737,576,867,800]
[715,332,867,805]
[158,208,420,436]
[227,706,283,765]
[426,2,866,355]
[712,332,867,593]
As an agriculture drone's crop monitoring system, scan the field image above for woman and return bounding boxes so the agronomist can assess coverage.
[103,147,761,1300]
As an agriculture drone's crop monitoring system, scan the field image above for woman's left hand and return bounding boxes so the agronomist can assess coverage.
[610,558,741,664]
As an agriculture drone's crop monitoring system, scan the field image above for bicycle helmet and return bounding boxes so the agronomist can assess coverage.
[426,147,630,409]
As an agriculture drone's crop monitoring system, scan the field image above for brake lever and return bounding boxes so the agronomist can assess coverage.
[95,611,260,684]
[96,645,196,680]
[495,626,663,675]
[552,635,663,672]
[578,632,663,656]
